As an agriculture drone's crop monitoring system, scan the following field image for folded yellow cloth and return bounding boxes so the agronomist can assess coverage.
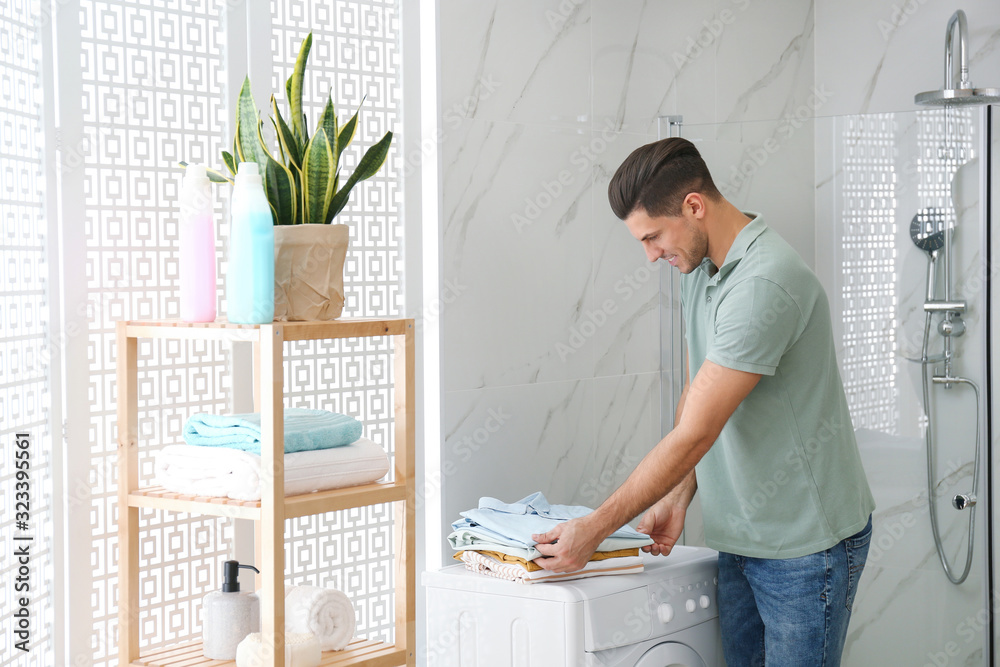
[453,547,640,572]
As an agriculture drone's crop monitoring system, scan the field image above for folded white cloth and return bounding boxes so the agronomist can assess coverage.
[459,550,643,584]
[235,631,321,667]
[154,437,389,501]
[285,585,356,651]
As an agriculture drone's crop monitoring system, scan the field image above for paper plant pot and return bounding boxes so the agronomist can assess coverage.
[273,224,349,321]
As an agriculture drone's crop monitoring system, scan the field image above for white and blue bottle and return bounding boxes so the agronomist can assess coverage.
[227,162,274,324]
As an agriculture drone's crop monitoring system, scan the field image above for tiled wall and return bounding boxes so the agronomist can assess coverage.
[814,1,1000,664]
[434,2,1000,664]
[816,0,1000,116]
[435,0,817,555]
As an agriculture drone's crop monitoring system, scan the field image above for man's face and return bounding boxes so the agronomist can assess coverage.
[623,207,708,273]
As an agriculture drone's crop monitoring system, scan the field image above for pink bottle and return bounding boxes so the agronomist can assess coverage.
[179,165,218,322]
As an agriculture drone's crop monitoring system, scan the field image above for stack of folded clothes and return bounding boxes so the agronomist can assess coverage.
[448,492,654,584]
[154,408,390,500]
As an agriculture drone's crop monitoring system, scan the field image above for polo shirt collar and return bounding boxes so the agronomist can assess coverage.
[699,211,766,283]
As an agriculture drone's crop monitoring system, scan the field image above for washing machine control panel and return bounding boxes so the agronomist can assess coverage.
[648,571,718,638]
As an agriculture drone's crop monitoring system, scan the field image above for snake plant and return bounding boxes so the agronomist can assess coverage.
[183,33,393,225]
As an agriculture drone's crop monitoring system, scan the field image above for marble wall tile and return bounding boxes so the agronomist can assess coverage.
[439,380,595,555]
[439,374,661,551]
[682,118,817,267]
[715,0,815,124]
[584,372,661,511]
[441,119,596,391]
[439,0,592,128]
[844,562,988,665]
[816,0,1000,116]
[591,0,716,131]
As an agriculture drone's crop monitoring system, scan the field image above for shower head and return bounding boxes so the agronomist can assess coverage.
[914,10,1000,107]
[915,87,1000,107]
[909,207,948,253]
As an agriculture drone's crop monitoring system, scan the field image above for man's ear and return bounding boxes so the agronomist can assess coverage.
[684,192,707,219]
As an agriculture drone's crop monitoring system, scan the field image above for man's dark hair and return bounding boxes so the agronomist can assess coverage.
[608,137,722,220]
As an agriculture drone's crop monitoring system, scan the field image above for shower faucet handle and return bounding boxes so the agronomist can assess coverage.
[952,494,976,510]
[924,300,966,313]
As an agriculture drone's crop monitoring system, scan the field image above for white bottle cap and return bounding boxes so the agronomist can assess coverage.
[184,164,209,184]
[236,161,263,187]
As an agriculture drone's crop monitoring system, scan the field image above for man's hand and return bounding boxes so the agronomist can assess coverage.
[637,496,687,557]
[531,516,604,573]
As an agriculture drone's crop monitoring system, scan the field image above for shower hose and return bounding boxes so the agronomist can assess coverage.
[919,289,981,585]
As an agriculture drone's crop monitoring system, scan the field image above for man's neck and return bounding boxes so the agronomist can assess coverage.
[706,204,753,269]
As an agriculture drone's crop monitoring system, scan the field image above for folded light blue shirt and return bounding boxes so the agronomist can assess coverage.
[182,408,362,455]
[450,492,654,558]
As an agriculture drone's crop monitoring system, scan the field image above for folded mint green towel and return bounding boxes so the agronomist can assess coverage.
[182,408,363,455]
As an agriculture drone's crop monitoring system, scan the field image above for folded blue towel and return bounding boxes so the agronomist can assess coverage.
[182,408,363,455]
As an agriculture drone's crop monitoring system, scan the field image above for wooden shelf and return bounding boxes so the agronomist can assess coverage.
[128,481,408,520]
[131,638,407,667]
[116,318,416,666]
[124,318,411,342]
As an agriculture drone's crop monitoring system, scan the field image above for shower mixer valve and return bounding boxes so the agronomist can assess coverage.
[938,314,965,337]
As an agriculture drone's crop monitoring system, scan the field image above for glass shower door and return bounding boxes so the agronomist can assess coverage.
[672,108,991,665]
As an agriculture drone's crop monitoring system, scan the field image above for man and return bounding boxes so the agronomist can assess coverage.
[532,138,875,666]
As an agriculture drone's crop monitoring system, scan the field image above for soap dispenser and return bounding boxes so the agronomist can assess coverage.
[202,560,261,660]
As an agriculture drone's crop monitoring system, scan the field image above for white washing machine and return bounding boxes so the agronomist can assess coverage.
[422,545,721,666]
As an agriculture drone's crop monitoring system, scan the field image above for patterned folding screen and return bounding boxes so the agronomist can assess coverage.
[78,0,233,661]
[0,0,55,664]
[271,0,402,643]
[74,0,402,662]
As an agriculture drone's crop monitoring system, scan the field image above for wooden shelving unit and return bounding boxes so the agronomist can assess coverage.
[116,318,416,667]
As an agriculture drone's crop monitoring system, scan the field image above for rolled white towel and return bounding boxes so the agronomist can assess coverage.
[285,585,356,651]
[235,632,320,667]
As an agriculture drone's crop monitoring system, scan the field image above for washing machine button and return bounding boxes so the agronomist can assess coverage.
[700,594,711,609]
[685,598,697,613]
[657,603,674,624]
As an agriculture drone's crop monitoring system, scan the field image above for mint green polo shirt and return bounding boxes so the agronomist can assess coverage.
[681,212,875,559]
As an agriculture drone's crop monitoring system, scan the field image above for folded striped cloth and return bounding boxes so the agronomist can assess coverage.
[453,547,640,572]
[458,550,643,584]
[182,408,362,454]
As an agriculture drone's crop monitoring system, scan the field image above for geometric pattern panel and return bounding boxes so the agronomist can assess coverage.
[271,0,402,644]
[286,503,395,642]
[0,0,54,663]
[281,335,398,644]
[838,114,899,431]
[80,1,232,664]
[270,0,403,318]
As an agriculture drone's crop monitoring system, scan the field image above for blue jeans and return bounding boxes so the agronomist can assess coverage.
[717,516,872,666]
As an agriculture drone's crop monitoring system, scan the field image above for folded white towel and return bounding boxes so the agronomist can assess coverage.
[235,632,321,667]
[154,437,390,501]
[285,585,356,651]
